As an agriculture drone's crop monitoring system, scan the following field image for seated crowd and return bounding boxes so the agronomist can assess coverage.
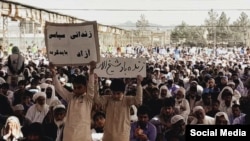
[0,52,250,141]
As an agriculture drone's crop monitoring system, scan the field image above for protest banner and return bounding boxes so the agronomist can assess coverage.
[45,21,100,65]
[94,57,146,78]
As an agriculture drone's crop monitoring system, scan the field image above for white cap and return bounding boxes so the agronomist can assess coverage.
[53,104,66,111]
[171,115,184,124]
[45,78,53,82]
[13,104,24,111]
[192,106,204,113]
[33,92,46,101]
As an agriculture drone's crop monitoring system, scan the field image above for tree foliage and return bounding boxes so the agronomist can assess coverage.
[136,14,149,33]
[171,21,206,46]
[171,9,250,47]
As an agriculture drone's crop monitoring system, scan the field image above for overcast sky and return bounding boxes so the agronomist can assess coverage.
[11,0,250,26]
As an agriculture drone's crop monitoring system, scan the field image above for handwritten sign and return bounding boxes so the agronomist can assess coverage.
[94,58,146,78]
[45,21,100,65]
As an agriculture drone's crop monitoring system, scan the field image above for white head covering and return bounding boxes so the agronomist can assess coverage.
[159,85,171,99]
[171,115,185,124]
[130,105,138,122]
[5,116,20,127]
[53,104,66,111]
[217,86,234,101]
[215,112,230,125]
[49,99,62,108]
[13,104,24,111]
[227,81,235,86]
[45,85,58,106]
[33,92,46,102]
[176,87,186,96]
[193,106,204,113]
[39,82,49,91]
[45,78,53,82]
[4,116,23,138]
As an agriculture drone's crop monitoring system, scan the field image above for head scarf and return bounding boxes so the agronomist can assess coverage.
[33,92,46,102]
[159,85,171,99]
[215,112,230,125]
[171,115,185,124]
[53,104,66,111]
[130,105,138,122]
[217,86,234,102]
[4,116,23,138]
[193,106,204,113]
[45,85,58,106]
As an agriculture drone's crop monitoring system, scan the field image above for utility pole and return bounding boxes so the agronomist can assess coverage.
[212,9,217,48]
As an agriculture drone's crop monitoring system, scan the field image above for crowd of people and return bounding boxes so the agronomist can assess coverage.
[0,45,249,141]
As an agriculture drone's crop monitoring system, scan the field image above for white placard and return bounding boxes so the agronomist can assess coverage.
[94,58,146,78]
[45,21,100,66]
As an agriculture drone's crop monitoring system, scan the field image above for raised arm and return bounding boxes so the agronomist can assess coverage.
[127,75,143,106]
[86,61,96,100]
[93,74,109,108]
[49,63,71,101]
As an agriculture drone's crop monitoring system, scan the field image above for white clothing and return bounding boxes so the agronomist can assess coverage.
[190,115,215,125]
[53,73,94,141]
[25,104,49,123]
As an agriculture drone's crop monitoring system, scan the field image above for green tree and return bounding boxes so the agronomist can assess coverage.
[135,14,149,43]
[204,9,218,44]
[170,21,189,43]
[232,12,250,45]
[216,12,231,44]
[136,14,149,36]
[170,22,206,46]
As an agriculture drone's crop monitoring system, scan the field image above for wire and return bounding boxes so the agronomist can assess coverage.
[3,8,250,11]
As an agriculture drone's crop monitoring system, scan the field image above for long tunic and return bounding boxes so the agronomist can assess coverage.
[53,73,94,141]
[25,104,49,123]
[95,85,142,141]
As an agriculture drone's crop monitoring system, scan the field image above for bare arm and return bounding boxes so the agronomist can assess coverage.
[85,61,96,101]
[49,63,72,101]
[93,74,109,108]
[127,75,143,106]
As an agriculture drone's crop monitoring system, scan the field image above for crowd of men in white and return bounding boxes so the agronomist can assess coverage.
[0,45,249,141]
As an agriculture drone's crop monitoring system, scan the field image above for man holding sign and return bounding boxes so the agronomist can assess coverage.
[94,75,143,141]
[49,61,96,141]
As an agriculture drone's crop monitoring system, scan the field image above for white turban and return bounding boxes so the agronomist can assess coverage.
[171,115,184,124]
[45,78,53,82]
[215,112,230,124]
[33,92,46,101]
[227,81,235,86]
[49,99,62,108]
[192,106,204,113]
[53,104,66,111]
[40,83,49,91]
[13,104,24,111]
[176,87,186,96]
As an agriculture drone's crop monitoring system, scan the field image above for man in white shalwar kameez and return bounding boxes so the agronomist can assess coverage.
[50,61,96,141]
[25,92,49,123]
[94,75,143,141]
[190,106,215,125]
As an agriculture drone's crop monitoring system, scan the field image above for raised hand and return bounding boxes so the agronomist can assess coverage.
[89,61,97,74]
[137,75,143,85]
[49,62,57,76]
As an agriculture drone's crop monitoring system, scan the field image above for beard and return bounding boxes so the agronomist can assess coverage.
[54,118,65,127]
[36,104,47,112]
[138,121,147,129]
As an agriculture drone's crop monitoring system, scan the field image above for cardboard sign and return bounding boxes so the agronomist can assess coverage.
[45,21,100,65]
[94,57,146,78]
